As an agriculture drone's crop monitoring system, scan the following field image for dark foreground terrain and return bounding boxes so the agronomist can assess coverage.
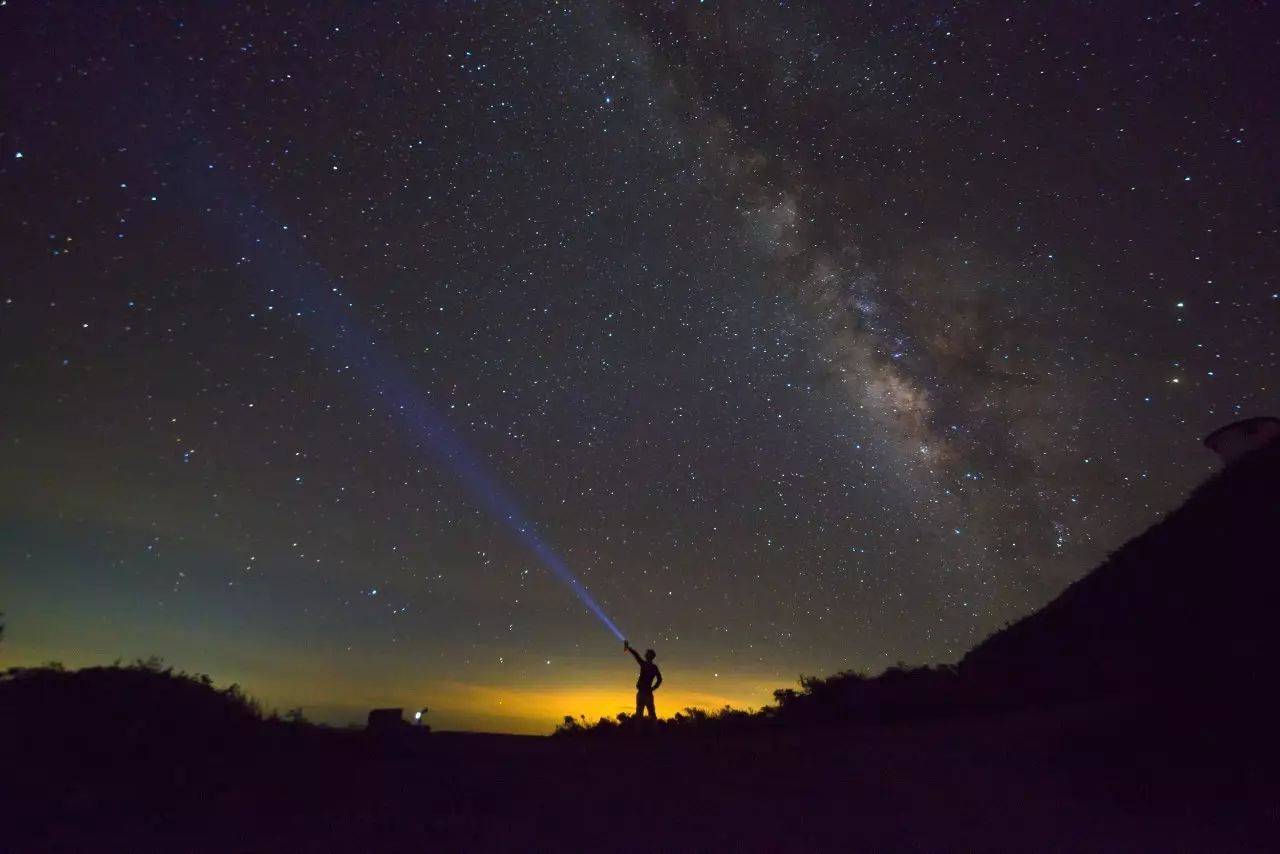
[6,432,1279,851]
[2,664,1276,852]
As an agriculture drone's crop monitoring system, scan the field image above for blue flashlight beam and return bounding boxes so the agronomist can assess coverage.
[379,378,626,643]
[208,188,624,642]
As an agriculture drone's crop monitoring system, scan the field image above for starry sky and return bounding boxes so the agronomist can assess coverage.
[2,1,1276,733]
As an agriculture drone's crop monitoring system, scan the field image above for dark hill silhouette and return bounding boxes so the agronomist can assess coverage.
[559,429,1280,732]
[960,431,1280,707]
[1,659,270,751]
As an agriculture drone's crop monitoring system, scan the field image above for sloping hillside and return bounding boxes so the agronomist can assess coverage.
[960,435,1280,705]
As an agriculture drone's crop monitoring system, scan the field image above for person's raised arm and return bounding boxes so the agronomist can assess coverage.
[624,640,642,665]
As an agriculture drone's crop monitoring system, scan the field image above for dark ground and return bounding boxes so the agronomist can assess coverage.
[7,438,1277,851]
[4,695,1276,852]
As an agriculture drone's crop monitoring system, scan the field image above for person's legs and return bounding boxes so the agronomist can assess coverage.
[643,692,656,719]
[635,690,645,719]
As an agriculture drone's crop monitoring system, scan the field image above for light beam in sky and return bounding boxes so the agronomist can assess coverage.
[200,169,626,643]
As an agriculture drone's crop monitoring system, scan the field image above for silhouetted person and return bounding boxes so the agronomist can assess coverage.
[623,640,662,721]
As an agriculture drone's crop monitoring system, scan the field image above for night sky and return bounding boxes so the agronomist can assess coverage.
[3,1,1276,733]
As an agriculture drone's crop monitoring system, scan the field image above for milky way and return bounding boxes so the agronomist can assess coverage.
[2,1,1275,732]
[617,5,1077,595]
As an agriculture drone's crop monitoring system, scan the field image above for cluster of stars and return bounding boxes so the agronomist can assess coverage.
[0,0,1275,730]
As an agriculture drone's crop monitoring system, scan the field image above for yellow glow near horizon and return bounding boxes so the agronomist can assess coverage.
[2,637,787,735]
[411,679,774,734]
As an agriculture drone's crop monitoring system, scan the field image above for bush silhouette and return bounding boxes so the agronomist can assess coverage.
[0,658,319,770]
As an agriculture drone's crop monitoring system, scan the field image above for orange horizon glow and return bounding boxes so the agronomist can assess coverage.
[1,636,789,735]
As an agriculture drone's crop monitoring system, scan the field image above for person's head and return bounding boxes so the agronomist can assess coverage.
[644,649,656,661]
